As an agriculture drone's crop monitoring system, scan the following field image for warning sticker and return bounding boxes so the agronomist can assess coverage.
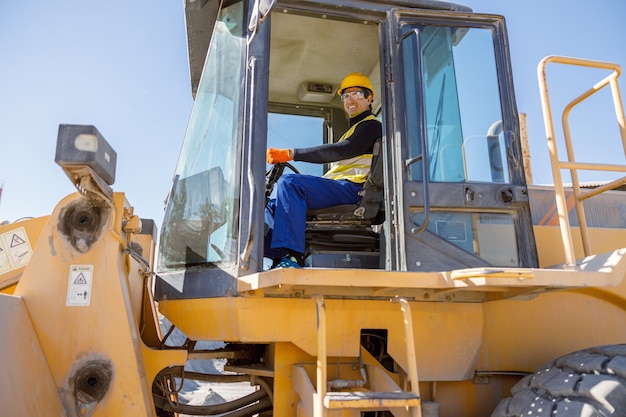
[0,227,33,273]
[0,238,10,275]
[66,265,93,306]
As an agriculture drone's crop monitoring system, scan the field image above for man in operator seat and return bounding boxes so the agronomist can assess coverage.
[265,72,382,268]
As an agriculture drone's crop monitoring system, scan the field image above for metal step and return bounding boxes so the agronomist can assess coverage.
[324,391,420,409]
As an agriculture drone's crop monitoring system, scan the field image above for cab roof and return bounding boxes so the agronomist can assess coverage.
[183,0,472,96]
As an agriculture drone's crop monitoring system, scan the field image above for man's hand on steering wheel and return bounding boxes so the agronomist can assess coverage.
[266,148,293,164]
[266,148,300,204]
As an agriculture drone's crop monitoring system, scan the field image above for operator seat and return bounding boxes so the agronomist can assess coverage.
[304,140,384,268]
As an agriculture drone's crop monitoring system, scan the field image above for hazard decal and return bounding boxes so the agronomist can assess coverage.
[0,227,33,274]
[66,265,93,306]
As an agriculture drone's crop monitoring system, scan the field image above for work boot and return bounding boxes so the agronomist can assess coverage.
[273,255,302,269]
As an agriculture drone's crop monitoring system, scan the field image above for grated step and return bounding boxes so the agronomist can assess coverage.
[324,391,420,409]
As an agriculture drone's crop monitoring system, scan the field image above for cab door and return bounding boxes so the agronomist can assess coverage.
[387,10,538,271]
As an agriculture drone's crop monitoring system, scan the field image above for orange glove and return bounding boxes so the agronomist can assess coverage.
[266,148,293,164]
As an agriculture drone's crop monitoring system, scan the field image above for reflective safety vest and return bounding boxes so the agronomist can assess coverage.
[323,114,380,183]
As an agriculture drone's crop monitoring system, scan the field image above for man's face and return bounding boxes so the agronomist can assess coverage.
[341,87,372,117]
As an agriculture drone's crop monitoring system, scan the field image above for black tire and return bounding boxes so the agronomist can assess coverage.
[492,344,626,417]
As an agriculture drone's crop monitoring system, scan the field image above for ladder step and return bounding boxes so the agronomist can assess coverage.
[324,391,420,409]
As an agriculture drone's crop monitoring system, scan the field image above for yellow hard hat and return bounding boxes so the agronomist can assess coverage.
[338,72,375,98]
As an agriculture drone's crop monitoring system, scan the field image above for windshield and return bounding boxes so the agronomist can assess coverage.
[158,1,246,271]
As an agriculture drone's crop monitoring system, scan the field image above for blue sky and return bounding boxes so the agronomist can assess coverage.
[1,0,625,227]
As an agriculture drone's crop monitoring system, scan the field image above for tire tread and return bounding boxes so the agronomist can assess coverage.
[492,344,626,417]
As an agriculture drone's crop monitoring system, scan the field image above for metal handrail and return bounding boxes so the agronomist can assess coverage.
[312,295,327,417]
[538,55,625,268]
[400,28,431,238]
[391,297,422,417]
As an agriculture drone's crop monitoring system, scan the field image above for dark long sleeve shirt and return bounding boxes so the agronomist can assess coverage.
[292,110,382,163]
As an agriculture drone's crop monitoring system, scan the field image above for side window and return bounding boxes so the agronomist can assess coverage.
[402,25,509,184]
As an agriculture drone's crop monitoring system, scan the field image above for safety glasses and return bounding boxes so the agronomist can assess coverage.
[340,90,366,102]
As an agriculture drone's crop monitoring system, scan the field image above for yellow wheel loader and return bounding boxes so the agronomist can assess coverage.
[2,1,626,416]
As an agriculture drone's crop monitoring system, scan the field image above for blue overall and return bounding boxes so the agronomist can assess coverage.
[264,174,362,258]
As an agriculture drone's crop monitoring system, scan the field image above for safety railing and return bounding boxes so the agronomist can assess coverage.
[538,56,626,268]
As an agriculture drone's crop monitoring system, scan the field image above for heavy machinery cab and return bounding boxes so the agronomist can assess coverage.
[155,0,538,299]
[5,1,626,417]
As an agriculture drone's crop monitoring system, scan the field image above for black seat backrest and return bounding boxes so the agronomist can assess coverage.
[355,139,384,222]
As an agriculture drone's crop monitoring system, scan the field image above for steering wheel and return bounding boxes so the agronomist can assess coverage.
[265,162,300,205]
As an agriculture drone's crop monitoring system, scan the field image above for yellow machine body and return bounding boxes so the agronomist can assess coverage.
[2,189,626,416]
[2,1,626,417]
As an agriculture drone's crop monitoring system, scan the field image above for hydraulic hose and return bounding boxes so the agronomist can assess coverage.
[154,386,270,416]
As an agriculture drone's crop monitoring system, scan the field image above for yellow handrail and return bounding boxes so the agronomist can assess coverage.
[391,297,422,417]
[312,295,327,417]
[538,55,625,268]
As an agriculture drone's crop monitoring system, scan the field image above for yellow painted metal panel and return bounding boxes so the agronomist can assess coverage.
[479,287,626,372]
[534,225,626,268]
[237,255,626,301]
[275,343,314,417]
[0,294,66,416]
[9,192,186,416]
[160,297,483,381]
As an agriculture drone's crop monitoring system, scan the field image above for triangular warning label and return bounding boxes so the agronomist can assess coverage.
[74,273,88,284]
[10,234,25,248]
